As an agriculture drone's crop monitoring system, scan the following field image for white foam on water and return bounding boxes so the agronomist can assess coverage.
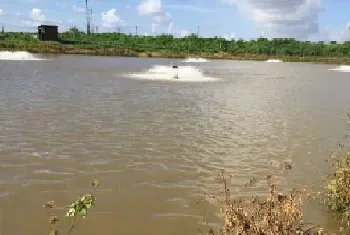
[34,169,74,175]
[329,65,350,72]
[266,59,282,63]
[181,57,210,63]
[0,51,46,61]
[124,65,219,82]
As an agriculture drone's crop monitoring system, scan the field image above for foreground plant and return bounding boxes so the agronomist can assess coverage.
[43,179,100,235]
[325,114,350,225]
[200,169,323,235]
[42,201,59,235]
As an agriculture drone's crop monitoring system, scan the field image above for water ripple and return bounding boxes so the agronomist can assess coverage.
[0,57,349,235]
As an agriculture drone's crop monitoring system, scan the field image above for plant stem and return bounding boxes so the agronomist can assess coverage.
[67,215,77,235]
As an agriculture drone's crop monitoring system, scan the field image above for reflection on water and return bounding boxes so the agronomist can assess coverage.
[1,55,350,235]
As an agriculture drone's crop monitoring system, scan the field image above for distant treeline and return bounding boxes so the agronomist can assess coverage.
[1,27,350,58]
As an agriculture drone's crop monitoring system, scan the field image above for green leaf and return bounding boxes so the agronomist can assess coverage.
[92,179,100,188]
[79,208,87,216]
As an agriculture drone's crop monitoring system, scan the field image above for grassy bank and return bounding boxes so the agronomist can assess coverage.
[2,44,350,65]
[1,30,350,65]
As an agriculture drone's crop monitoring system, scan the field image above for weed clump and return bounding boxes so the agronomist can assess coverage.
[325,114,350,224]
[200,169,323,235]
[42,179,99,235]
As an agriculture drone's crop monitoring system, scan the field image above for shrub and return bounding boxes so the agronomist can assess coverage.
[325,114,350,224]
[199,169,323,235]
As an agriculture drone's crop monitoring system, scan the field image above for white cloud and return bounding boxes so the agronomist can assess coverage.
[31,8,45,22]
[149,11,172,35]
[311,23,350,43]
[180,30,190,37]
[223,32,236,40]
[0,9,3,15]
[24,8,46,26]
[137,0,172,33]
[220,0,235,4]
[153,11,171,24]
[23,8,68,28]
[167,22,173,34]
[220,0,322,39]
[151,22,157,34]
[137,0,161,15]
[73,5,85,13]
[101,9,122,28]
[164,4,215,13]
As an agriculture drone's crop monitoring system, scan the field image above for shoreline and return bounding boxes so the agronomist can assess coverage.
[1,47,350,65]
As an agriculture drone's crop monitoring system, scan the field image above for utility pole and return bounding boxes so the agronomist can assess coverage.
[85,0,91,35]
[197,25,199,37]
[136,26,138,35]
[90,9,92,34]
[1,25,4,34]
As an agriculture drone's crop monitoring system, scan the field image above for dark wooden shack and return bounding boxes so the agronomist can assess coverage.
[38,25,58,41]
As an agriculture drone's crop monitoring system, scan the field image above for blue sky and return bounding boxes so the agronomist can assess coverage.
[0,0,349,41]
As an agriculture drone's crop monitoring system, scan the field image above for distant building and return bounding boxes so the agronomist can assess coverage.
[38,25,58,41]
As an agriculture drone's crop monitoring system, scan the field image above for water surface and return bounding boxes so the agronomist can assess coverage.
[1,55,350,235]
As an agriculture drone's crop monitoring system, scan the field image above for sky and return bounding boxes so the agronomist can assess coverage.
[0,0,349,41]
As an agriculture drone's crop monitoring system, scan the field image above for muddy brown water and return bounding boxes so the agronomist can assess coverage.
[0,55,350,235]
